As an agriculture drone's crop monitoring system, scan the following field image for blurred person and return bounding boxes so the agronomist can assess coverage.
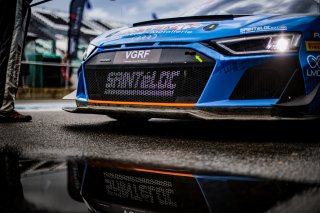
[0,0,32,122]
[61,53,73,87]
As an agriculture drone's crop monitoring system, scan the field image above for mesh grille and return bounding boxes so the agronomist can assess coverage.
[230,68,284,99]
[230,58,300,100]
[85,64,213,103]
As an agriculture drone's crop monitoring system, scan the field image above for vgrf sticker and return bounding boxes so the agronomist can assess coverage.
[114,49,162,64]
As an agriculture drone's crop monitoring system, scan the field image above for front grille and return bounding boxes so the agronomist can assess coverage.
[85,64,213,103]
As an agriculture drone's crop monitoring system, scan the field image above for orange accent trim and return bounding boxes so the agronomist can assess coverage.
[132,168,193,177]
[89,99,195,107]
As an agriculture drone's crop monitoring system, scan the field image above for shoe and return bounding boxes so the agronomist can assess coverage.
[0,110,32,122]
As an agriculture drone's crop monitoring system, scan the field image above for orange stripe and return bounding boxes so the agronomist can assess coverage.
[88,99,195,107]
[132,168,193,177]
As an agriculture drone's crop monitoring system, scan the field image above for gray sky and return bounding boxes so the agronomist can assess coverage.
[35,0,209,24]
[35,0,317,24]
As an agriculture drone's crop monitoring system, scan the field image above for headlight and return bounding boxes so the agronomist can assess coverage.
[213,33,301,55]
[83,44,96,60]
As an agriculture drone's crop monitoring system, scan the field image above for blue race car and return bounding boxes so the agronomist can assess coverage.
[64,1,320,121]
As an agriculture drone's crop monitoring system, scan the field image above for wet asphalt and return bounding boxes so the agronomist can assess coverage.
[0,100,320,185]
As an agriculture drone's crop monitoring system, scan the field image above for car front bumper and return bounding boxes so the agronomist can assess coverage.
[63,103,320,121]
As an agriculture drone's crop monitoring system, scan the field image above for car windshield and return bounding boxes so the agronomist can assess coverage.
[184,0,318,16]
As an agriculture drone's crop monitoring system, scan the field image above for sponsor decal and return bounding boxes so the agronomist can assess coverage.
[203,24,218,31]
[121,34,158,41]
[104,70,181,97]
[240,25,287,34]
[308,55,320,69]
[215,60,253,75]
[126,34,158,41]
[117,23,205,36]
[307,55,320,77]
[114,49,162,64]
[311,32,320,40]
[99,58,112,63]
[305,41,320,51]
[103,172,177,207]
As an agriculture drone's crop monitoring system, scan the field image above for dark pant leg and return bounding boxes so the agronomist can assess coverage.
[0,0,17,111]
[0,0,30,113]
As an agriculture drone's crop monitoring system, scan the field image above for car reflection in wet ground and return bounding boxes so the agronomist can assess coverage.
[1,150,319,213]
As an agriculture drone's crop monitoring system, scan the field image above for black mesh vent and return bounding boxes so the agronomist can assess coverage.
[125,42,156,47]
[103,45,122,50]
[159,42,191,46]
[230,58,300,100]
[85,64,213,103]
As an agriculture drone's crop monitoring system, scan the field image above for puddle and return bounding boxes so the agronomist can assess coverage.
[0,152,318,213]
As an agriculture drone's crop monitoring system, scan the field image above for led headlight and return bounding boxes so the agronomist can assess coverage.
[214,33,301,55]
[83,44,97,60]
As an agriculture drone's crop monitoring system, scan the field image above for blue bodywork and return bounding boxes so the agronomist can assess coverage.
[75,14,320,117]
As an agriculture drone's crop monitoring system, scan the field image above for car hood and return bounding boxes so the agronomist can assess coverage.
[91,14,318,47]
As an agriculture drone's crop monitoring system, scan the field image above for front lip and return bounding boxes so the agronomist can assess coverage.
[63,105,320,121]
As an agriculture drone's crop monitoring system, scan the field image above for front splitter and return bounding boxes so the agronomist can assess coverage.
[63,105,320,121]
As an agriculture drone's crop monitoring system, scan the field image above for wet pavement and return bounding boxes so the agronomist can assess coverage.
[0,154,319,213]
[0,100,320,212]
